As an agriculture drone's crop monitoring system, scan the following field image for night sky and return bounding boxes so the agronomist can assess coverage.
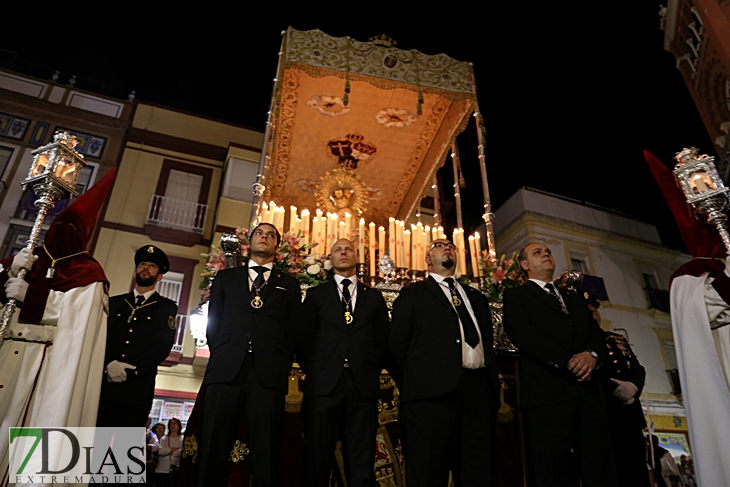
[2,2,716,252]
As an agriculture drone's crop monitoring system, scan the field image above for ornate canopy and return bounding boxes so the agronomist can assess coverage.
[263,27,478,227]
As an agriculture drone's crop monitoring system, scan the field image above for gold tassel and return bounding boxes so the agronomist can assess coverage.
[496,381,514,423]
[285,372,303,413]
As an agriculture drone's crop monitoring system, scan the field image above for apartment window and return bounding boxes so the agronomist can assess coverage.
[222,156,259,203]
[157,271,184,304]
[571,258,588,274]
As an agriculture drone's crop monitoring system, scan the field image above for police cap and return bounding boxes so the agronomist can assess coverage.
[135,245,170,274]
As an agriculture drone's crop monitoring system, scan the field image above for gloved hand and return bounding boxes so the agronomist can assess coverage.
[5,278,29,302]
[9,248,37,277]
[725,254,730,278]
[105,360,136,383]
[611,378,638,404]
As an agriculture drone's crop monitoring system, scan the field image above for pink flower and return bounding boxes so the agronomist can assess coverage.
[504,259,514,268]
[491,266,507,284]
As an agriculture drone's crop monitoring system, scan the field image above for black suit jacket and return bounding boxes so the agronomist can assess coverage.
[389,276,498,404]
[502,281,605,410]
[300,278,389,399]
[202,264,302,393]
[101,292,177,407]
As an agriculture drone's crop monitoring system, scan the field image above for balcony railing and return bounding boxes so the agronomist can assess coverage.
[171,314,186,354]
[146,195,207,234]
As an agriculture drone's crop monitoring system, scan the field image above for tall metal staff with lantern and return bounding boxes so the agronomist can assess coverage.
[673,147,730,251]
[0,132,86,349]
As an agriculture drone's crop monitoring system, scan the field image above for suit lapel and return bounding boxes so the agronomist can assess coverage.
[425,276,458,314]
[526,281,568,317]
[239,265,252,303]
[259,267,282,304]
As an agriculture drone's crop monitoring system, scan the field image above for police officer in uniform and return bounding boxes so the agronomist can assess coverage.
[589,292,650,487]
[97,245,178,428]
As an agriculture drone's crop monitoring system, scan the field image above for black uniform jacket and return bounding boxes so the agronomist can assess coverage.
[101,292,177,407]
[389,276,498,404]
[502,281,605,410]
[599,332,647,428]
[202,264,302,393]
[299,278,389,399]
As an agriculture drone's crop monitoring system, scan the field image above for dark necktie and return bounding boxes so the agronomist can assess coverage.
[135,295,145,307]
[341,279,352,313]
[545,283,568,314]
[251,266,267,289]
[444,278,480,348]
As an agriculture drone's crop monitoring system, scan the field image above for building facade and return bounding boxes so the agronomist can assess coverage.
[661,0,730,177]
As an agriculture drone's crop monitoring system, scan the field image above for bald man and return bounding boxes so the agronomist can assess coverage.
[300,238,390,487]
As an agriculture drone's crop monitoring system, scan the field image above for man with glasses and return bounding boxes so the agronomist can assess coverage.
[197,223,302,487]
[97,245,178,429]
[389,238,498,486]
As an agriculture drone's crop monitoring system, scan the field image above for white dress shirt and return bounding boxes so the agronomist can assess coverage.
[430,273,485,369]
[248,262,274,291]
[333,274,357,311]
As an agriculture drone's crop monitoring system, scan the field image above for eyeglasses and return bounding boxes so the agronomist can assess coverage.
[429,242,455,251]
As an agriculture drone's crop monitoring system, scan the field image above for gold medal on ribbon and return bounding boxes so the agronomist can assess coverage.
[344,311,353,324]
[251,295,264,309]
[452,295,462,307]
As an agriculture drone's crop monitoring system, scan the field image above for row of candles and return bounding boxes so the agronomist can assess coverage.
[260,201,487,277]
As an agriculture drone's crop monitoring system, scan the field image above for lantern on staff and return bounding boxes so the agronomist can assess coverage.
[0,132,87,348]
[673,147,730,251]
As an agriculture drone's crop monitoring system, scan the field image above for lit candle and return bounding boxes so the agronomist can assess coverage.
[268,201,277,224]
[359,218,365,262]
[397,221,405,268]
[378,226,385,262]
[474,232,483,276]
[339,220,346,240]
[289,206,297,234]
[458,229,467,275]
[275,207,285,234]
[404,229,411,270]
[328,213,337,253]
[301,209,310,246]
[369,222,376,275]
[389,218,396,259]
[345,212,352,241]
[469,235,479,278]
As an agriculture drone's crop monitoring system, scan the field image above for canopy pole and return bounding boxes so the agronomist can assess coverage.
[451,142,464,231]
[249,31,287,230]
[432,174,441,227]
[469,63,496,264]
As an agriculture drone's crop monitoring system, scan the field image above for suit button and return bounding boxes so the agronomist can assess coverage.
[125,341,129,345]
[121,354,125,358]
[133,317,137,321]
[456,339,461,344]
[117,313,121,317]
[147,316,151,320]
[129,329,133,333]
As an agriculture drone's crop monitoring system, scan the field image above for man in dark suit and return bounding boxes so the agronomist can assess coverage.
[97,245,178,428]
[587,294,649,487]
[502,242,617,487]
[198,222,302,487]
[300,238,389,487]
[389,238,498,487]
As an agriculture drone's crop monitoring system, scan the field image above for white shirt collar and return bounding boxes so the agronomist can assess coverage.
[334,274,356,287]
[430,273,455,285]
[248,262,274,271]
[133,289,156,301]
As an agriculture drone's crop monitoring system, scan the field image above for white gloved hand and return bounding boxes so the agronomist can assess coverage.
[105,360,136,383]
[611,378,638,404]
[9,248,37,277]
[5,278,29,302]
[725,254,730,278]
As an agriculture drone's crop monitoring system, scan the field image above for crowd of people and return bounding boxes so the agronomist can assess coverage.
[0,191,704,487]
[145,417,184,487]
